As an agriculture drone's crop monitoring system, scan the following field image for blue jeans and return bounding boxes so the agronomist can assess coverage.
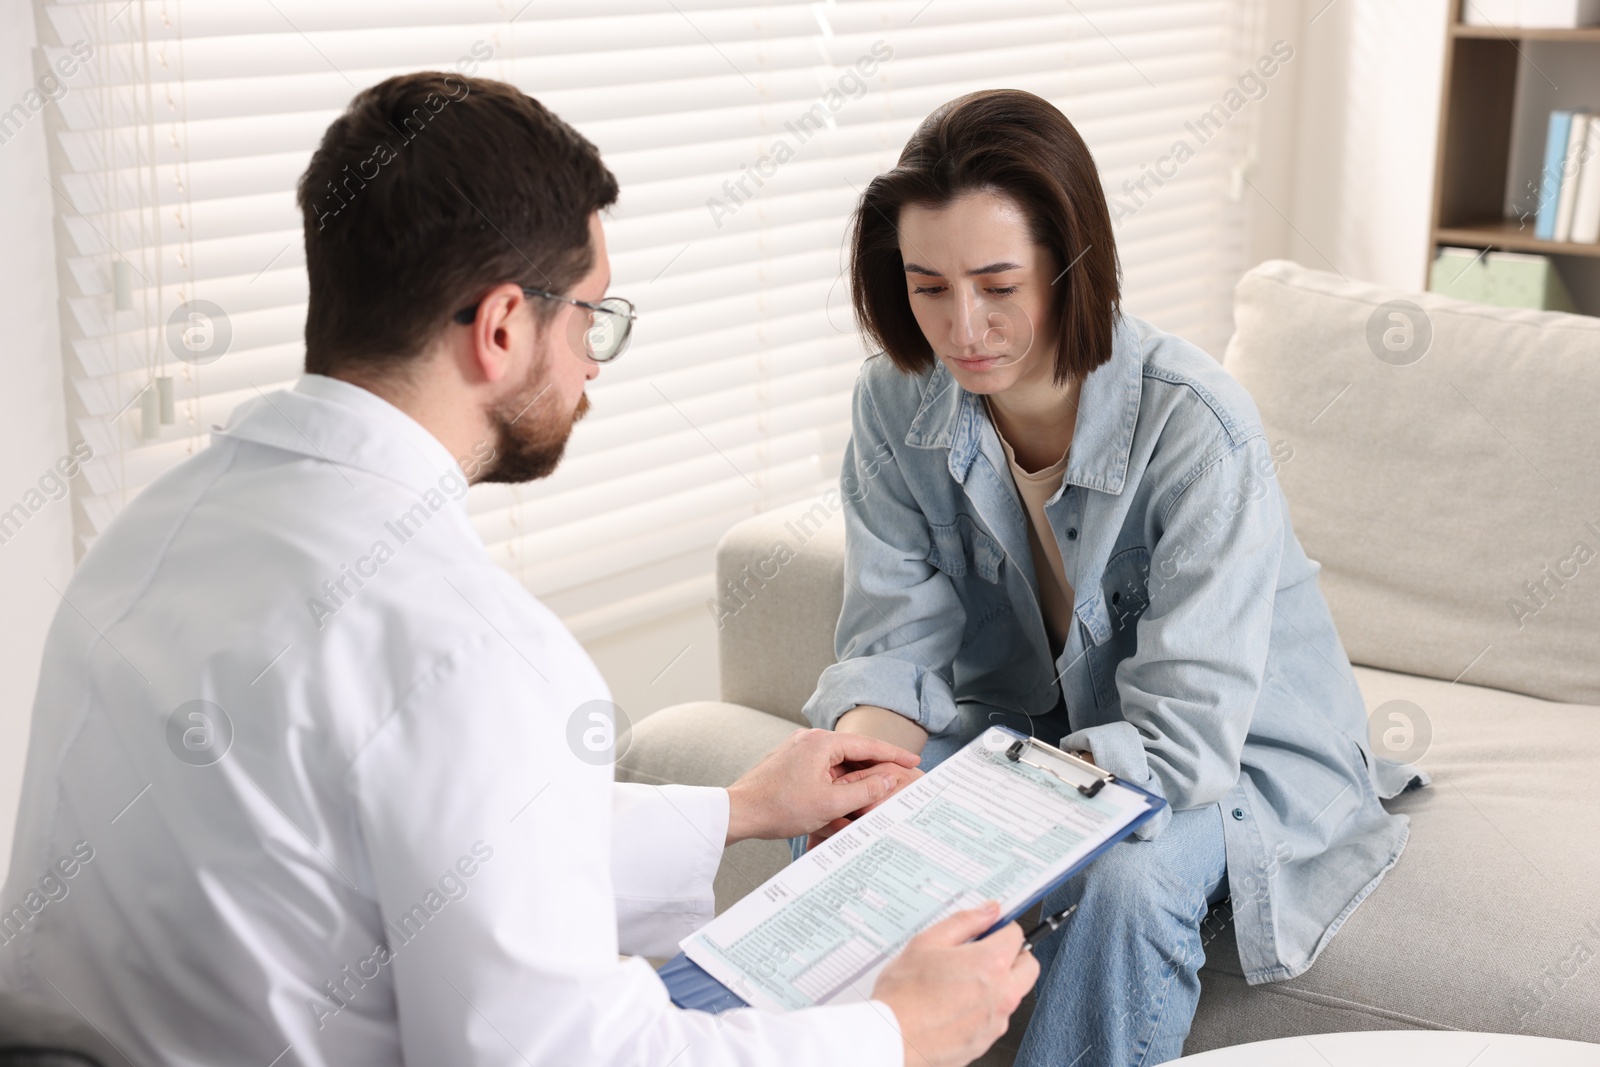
[793,702,1229,1066]
[1017,802,1228,1067]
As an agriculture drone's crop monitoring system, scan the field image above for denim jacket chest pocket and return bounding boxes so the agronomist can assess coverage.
[926,514,1005,584]
[1085,545,1152,710]
[924,513,1017,639]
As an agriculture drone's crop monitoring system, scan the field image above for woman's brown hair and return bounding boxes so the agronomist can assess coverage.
[849,89,1121,385]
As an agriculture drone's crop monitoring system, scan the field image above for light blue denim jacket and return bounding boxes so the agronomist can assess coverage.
[802,312,1429,984]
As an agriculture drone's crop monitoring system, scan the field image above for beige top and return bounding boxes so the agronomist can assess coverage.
[986,399,1076,656]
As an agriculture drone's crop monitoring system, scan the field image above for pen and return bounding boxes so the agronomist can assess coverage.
[1020,903,1078,953]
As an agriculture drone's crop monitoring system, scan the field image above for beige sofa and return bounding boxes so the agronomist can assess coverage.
[617,260,1600,1059]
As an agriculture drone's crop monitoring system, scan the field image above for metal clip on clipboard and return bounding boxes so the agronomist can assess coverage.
[1004,735,1114,798]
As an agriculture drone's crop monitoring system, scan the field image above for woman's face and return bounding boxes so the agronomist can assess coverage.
[897,189,1060,395]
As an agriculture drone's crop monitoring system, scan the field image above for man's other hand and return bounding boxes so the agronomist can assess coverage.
[724,729,920,845]
[873,902,1040,1067]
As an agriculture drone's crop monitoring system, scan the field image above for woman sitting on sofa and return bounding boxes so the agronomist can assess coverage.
[800,88,1427,1067]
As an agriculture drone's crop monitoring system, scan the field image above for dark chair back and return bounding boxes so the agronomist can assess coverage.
[0,991,123,1067]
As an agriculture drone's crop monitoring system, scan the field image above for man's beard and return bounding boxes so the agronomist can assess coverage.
[476,362,590,485]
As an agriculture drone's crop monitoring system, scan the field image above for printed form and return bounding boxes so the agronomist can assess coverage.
[679,726,1157,1012]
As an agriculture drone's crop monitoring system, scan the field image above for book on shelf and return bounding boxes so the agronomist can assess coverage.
[1537,110,1598,242]
[1555,113,1591,241]
[1536,111,1576,240]
[1464,0,1600,26]
[1572,117,1600,243]
[1429,247,1576,311]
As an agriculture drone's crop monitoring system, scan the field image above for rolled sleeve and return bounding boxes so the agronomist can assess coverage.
[804,654,959,733]
[802,375,965,735]
[1063,435,1283,841]
[1060,720,1174,840]
[611,783,727,958]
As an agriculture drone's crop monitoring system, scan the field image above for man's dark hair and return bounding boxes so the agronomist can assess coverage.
[849,89,1121,385]
[297,72,619,376]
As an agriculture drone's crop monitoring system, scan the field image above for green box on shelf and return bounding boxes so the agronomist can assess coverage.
[1429,246,1576,311]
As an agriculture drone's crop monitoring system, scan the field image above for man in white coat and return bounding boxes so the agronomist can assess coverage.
[0,73,1036,1066]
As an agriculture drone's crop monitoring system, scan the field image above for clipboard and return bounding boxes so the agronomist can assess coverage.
[660,725,1167,1013]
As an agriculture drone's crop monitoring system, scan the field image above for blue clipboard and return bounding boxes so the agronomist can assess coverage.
[660,725,1168,1013]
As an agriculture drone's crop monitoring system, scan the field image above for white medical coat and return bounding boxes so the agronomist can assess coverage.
[0,374,903,1066]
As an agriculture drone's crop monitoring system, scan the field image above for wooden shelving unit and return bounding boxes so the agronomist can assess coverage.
[1450,24,1600,42]
[1435,219,1600,258]
[1428,2,1600,311]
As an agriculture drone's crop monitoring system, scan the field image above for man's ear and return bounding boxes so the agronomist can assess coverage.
[460,282,530,385]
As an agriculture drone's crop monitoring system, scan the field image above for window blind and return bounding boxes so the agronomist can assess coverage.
[37,0,1264,642]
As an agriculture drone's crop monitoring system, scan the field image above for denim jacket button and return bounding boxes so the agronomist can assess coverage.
[1066,528,1078,540]
[1232,807,1245,820]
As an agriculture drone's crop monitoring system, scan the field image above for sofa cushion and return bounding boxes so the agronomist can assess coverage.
[1224,260,1600,707]
[1188,664,1600,1051]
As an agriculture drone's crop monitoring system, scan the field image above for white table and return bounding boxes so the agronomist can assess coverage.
[1176,1031,1600,1066]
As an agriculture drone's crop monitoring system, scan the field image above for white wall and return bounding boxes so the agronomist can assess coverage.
[0,1,74,886]
[1274,0,1452,290]
[582,606,719,725]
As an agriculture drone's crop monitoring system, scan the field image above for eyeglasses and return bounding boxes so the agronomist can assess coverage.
[452,285,636,364]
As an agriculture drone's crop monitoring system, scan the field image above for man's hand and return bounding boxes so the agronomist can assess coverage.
[872,902,1040,1067]
[806,762,923,851]
[724,729,921,845]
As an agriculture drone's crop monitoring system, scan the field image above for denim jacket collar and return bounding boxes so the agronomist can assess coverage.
[903,312,1144,497]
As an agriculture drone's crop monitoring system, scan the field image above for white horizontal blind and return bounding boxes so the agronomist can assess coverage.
[38,0,1260,642]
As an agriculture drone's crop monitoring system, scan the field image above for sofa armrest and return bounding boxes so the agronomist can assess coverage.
[615,701,803,916]
[711,494,847,725]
